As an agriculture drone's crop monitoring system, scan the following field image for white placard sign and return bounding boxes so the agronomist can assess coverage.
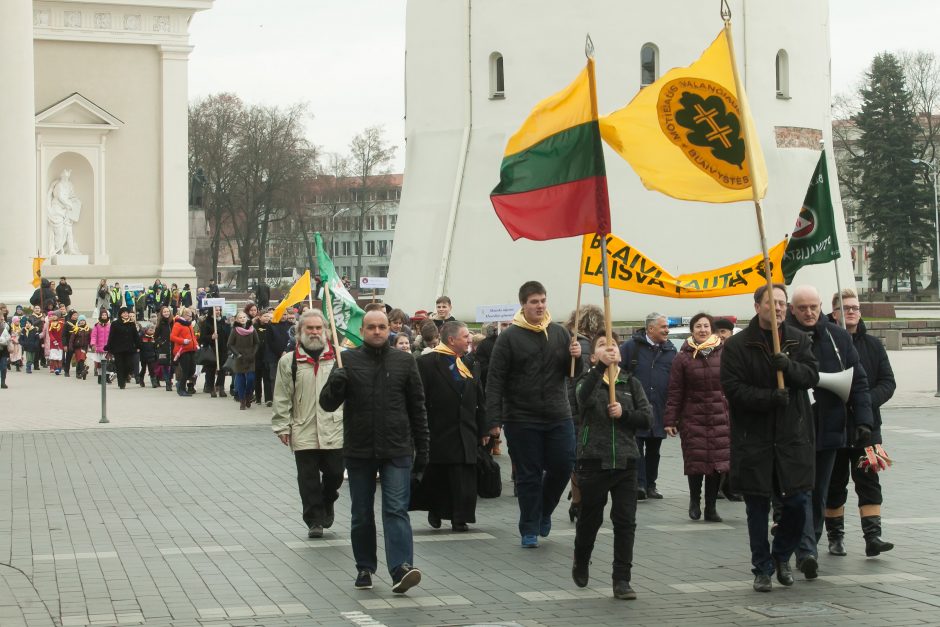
[221,304,237,318]
[475,304,518,323]
[359,276,389,289]
[203,298,226,308]
[123,283,145,292]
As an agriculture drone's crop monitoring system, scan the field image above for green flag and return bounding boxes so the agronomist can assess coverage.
[315,232,365,346]
[782,151,841,284]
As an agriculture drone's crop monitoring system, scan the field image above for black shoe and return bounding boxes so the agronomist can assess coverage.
[0,383,7,389]
[307,525,323,538]
[704,506,723,523]
[390,564,421,594]
[64,372,70,378]
[572,560,590,588]
[647,486,663,499]
[636,488,647,501]
[689,497,702,520]
[354,570,373,590]
[613,580,636,600]
[451,522,469,532]
[753,573,772,592]
[773,557,794,586]
[799,555,818,580]
[324,502,335,529]
[428,512,442,529]
[266,400,272,407]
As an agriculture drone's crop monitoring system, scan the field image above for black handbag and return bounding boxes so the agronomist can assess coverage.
[221,352,236,374]
[476,443,503,498]
[194,344,216,367]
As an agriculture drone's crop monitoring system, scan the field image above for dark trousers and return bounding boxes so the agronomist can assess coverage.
[201,363,226,391]
[744,489,808,576]
[176,352,195,385]
[827,447,883,509]
[130,353,140,380]
[575,463,638,582]
[254,359,272,402]
[689,473,721,506]
[63,349,74,375]
[798,448,838,559]
[636,436,663,490]
[113,351,133,388]
[503,420,576,537]
[295,449,344,527]
[421,463,478,524]
[0,355,8,385]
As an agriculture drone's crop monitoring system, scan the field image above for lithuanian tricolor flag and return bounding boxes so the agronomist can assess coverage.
[490,58,610,241]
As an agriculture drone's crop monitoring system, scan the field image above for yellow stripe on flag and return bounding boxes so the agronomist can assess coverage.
[272,270,311,323]
[599,29,767,203]
[31,257,45,289]
[503,64,593,158]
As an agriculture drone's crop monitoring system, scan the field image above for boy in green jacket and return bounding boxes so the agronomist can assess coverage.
[573,333,652,600]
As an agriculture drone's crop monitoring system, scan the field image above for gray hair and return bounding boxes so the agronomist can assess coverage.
[440,320,468,345]
[645,312,666,329]
[295,308,326,335]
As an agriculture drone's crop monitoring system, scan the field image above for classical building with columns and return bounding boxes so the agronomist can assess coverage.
[0,0,211,311]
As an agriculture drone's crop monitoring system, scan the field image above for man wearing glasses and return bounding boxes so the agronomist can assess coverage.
[786,285,873,581]
[824,289,896,560]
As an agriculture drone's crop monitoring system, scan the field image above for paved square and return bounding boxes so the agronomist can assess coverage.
[1,350,939,626]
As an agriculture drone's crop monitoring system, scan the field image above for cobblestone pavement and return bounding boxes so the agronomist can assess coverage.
[1,361,940,626]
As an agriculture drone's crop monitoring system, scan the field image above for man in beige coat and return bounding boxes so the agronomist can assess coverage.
[272,309,344,538]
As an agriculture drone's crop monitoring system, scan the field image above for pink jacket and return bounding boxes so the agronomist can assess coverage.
[90,322,110,352]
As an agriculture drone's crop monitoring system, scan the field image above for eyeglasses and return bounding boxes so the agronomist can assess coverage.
[842,306,861,313]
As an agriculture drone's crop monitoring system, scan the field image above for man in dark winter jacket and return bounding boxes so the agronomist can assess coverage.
[721,283,819,593]
[55,277,72,308]
[618,313,677,500]
[486,281,582,548]
[320,310,428,594]
[787,285,873,580]
[29,279,58,311]
[265,310,295,386]
[255,282,271,308]
[825,289,896,558]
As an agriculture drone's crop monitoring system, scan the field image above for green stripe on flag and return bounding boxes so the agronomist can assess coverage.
[315,232,365,346]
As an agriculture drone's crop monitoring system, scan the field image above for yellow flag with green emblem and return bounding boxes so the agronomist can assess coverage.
[600,29,767,203]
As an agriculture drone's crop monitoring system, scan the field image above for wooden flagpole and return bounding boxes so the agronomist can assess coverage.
[570,257,584,377]
[586,37,616,405]
[722,6,784,389]
[323,282,344,368]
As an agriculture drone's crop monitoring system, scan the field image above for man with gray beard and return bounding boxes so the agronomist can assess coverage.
[272,309,344,539]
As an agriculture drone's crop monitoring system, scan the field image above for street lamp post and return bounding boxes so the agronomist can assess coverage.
[912,159,940,301]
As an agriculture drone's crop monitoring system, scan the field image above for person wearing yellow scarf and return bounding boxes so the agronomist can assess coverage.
[512,307,553,336]
[432,343,473,379]
[686,333,721,358]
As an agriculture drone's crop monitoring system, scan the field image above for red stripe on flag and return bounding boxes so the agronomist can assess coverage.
[490,176,610,241]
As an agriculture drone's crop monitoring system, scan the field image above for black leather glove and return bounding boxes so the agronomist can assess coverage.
[413,454,428,475]
[854,424,872,447]
[771,352,790,372]
[771,388,789,408]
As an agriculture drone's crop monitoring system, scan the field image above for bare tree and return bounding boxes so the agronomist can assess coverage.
[348,126,395,282]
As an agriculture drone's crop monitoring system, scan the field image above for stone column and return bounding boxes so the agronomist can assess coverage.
[0,4,38,302]
[158,45,196,275]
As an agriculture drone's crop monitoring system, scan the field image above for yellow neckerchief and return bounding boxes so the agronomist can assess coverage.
[49,320,63,332]
[512,308,552,336]
[601,364,621,386]
[433,343,473,379]
[686,333,721,358]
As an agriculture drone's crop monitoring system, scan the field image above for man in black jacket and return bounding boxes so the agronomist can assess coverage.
[29,278,58,312]
[486,281,582,549]
[825,289,896,558]
[320,310,429,594]
[55,277,72,308]
[721,283,819,593]
[104,307,142,390]
[787,285,873,580]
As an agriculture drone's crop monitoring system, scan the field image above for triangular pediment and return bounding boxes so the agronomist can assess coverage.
[36,93,124,130]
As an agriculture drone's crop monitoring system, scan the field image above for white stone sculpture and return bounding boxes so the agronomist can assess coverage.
[47,169,83,255]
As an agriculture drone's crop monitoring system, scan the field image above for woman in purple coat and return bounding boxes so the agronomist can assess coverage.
[664,313,730,523]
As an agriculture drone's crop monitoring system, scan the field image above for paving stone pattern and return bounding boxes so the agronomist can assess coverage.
[2,405,940,626]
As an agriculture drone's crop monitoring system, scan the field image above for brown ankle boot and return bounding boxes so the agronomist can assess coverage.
[210,387,218,398]
[239,398,247,410]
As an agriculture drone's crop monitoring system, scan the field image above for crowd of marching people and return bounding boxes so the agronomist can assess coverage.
[0,276,897,600]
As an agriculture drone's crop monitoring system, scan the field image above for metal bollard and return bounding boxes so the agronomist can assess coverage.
[100,357,109,423]
[936,337,940,398]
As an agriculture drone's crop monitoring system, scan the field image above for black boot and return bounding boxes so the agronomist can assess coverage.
[688,496,701,520]
[826,516,847,556]
[150,376,158,388]
[166,379,172,391]
[861,515,894,557]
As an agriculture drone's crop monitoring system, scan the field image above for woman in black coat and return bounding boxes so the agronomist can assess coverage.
[415,330,488,532]
[104,308,141,389]
[199,307,230,398]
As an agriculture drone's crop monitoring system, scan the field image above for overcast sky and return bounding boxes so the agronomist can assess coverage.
[188,1,940,172]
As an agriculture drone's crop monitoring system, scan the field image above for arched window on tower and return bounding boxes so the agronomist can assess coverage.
[776,49,790,99]
[490,52,505,99]
[640,43,659,87]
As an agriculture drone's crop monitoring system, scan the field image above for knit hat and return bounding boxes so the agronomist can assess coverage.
[78,315,87,323]
[713,317,735,332]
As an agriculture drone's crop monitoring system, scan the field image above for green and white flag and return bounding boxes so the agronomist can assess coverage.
[782,151,841,284]
[315,232,365,346]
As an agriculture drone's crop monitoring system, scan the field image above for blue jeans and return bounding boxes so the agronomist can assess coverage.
[234,371,255,401]
[503,420,576,537]
[744,490,809,576]
[345,456,414,575]
[798,448,838,560]
[0,355,8,385]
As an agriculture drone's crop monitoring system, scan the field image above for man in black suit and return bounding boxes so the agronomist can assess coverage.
[416,321,497,532]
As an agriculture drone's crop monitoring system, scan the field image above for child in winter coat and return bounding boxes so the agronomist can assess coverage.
[139,325,159,387]
[47,312,64,374]
[20,319,42,373]
[8,316,23,371]
[69,315,91,380]
[89,310,112,382]
[572,333,652,601]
